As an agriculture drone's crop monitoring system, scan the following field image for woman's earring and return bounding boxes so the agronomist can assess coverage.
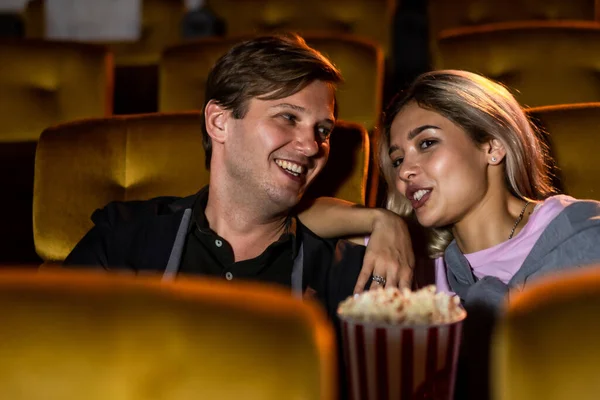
[491,157,497,162]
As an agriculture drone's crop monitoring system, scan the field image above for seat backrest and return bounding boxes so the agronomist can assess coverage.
[0,269,336,400]
[23,0,185,65]
[493,266,600,400]
[428,0,597,39]
[33,113,368,262]
[205,0,396,56]
[527,103,600,200]
[159,34,384,132]
[0,39,113,142]
[436,21,600,108]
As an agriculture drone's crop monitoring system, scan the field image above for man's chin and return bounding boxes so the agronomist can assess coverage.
[265,188,303,210]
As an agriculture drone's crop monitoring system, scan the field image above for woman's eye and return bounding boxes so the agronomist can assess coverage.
[392,157,404,168]
[420,139,437,149]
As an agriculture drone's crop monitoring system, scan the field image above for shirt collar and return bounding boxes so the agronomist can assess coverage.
[190,187,301,259]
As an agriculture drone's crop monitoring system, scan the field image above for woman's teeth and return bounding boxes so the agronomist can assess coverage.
[413,189,430,201]
[276,159,304,176]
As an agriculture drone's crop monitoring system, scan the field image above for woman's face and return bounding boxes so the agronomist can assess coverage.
[388,101,491,228]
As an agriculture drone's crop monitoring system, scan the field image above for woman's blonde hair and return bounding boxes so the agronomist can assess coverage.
[378,70,555,257]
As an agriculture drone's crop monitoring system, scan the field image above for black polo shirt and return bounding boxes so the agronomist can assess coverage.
[179,188,301,288]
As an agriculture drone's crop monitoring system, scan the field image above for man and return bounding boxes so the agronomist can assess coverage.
[65,34,366,318]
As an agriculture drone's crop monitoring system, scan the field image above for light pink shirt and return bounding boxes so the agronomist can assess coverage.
[435,195,575,294]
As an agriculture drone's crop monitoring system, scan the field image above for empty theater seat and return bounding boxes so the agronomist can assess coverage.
[436,21,600,108]
[0,39,113,142]
[493,266,600,400]
[205,0,396,56]
[0,269,336,399]
[0,39,113,264]
[428,0,597,42]
[527,102,600,200]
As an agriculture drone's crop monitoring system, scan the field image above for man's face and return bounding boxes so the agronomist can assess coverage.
[223,80,335,212]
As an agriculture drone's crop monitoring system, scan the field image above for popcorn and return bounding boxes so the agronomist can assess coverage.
[337,285,465,325]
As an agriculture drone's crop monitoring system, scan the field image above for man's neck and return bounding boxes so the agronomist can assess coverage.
[204,187,289,262]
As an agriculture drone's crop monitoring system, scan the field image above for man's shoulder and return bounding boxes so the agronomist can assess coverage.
[90,192,198,227]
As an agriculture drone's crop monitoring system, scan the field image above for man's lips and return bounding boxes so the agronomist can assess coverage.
[275,159,307,183]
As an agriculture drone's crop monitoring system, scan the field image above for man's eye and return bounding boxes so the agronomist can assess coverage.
[392,157,404,168]
[282,113,297,123]
[317,126,332,141]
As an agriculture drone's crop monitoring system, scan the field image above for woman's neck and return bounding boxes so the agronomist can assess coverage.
[452,191,534,254]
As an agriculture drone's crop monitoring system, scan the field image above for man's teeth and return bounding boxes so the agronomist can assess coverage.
[413,189,430,201]
[276,159,304,176]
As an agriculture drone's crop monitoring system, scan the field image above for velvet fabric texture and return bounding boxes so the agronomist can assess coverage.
[204,0,396,56]
[0,39,113,142]
[429,0,597,62]
[0,269,336,399]
[528,102,600,200]
[33,112,369,263]
[436,21,600,107]
[493,266,600,400]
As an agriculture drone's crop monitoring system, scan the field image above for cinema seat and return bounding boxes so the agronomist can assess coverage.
[493,265,600,400]
[205,0,396,56]
[436,21,600,108]
[33,113,369,263]
[527,102,600,200]
[0,269,336,399]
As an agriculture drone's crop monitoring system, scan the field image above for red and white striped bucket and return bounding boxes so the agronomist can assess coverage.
[340,317,465,400]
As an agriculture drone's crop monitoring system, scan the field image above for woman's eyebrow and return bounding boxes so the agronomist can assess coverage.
[407,124,440,140]
[388,124,440,156]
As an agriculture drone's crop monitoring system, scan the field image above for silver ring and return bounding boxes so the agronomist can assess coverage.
[371,275,386,286]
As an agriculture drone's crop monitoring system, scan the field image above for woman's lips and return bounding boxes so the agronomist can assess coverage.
[410,189,432,210]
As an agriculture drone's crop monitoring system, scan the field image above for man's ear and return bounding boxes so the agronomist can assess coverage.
[484,138,507,165]
[204,100,229,144]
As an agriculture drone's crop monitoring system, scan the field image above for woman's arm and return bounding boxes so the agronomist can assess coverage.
[298,197,415,292]
[298,197,379,242]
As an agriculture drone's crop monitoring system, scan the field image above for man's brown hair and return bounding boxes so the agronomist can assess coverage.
[201,33,343,169]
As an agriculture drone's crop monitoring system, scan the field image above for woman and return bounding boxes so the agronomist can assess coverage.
[303,68,600,399]
[305,69,600,302]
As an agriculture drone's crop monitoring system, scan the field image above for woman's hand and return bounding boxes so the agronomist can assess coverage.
[354,209,415,293]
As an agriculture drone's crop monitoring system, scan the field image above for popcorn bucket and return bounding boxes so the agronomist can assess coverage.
[339,317,465,400]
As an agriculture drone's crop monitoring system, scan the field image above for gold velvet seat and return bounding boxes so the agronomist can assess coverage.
[33,113,369,263]
[159,34,384,133]
[0,39,113,142]
[205,0,396,57]
[0,268,336,399]
[0,39,112,264]
[493,266,600,400]
[527,103,600,200]
[436,21,600,108]
[24,0,185,66]
[428,0,597,45]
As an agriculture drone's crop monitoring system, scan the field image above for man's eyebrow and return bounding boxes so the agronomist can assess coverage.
[271,103,335,125]
[388,125,440,156]
[270,103,306,112]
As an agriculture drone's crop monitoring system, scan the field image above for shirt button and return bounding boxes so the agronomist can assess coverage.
[225,272,233,281]
[215,239,223,247]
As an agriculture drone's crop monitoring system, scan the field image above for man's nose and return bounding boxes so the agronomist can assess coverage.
[294,128,319,157]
